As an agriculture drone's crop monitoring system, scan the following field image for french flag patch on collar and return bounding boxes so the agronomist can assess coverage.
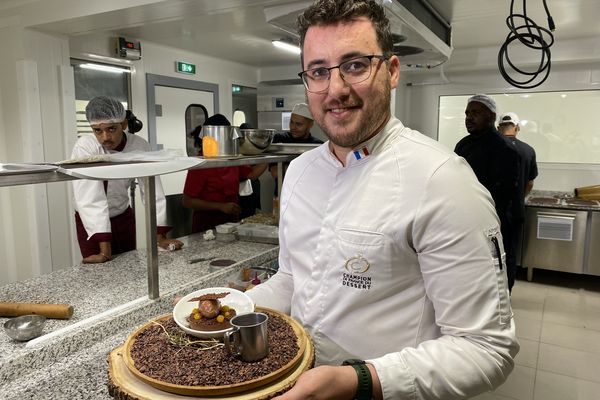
[353,147,370,160]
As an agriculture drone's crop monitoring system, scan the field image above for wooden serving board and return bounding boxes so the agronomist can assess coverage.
[108,308,314,399]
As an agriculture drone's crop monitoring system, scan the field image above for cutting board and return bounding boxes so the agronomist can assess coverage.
[108,308,314,399]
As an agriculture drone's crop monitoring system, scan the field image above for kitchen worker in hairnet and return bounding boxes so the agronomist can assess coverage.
[246,1,518,399]
[71,96,182,263]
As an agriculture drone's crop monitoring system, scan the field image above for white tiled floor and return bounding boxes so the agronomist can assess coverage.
[471,270,600,400]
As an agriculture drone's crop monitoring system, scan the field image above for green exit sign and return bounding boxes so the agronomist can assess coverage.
[175,61,196,75]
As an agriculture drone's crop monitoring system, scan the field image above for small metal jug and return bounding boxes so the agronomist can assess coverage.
[201,125,241,157]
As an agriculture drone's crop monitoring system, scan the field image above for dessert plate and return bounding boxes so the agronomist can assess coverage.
[172,287,254,338]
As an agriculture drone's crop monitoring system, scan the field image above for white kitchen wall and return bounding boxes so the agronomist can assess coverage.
[0,26,72,286]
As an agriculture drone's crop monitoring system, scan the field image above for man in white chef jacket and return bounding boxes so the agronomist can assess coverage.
[246,1,519,399]
[71,96,182,263]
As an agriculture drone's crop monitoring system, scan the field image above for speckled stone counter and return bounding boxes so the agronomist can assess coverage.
[527,190,600,211]
[0,234,278,399]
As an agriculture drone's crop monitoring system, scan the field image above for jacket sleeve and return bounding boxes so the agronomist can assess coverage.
[71,140,111,239]
[245,270,294,314]
[368,156,519,400]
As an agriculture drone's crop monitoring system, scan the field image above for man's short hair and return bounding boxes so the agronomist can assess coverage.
[297,0,393,57]
[204,114,231,127]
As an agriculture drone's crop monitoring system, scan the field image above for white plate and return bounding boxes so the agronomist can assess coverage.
[172,287,254,339]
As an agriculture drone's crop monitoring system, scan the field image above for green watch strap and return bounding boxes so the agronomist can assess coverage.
[342,359,373,400]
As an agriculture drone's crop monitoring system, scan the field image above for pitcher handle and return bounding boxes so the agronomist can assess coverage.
[224,327,241,357]
[232,126,241,140]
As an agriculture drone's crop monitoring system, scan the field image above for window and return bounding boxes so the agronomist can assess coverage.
[185,104,209,156]
[185,104,209,134]
[437,90,600,164]
[71,59,131,136]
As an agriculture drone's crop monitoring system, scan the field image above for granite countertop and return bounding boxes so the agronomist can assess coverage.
[526,190,600,211]
[0,234,278,399]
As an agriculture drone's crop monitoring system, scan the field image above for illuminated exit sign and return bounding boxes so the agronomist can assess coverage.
[175,61,196,75]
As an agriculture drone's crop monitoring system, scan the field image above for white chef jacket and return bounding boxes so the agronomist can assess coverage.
[71,133,168,239]
[247,117,519,399]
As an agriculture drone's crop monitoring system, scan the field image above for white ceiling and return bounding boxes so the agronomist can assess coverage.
[25,0,600,68]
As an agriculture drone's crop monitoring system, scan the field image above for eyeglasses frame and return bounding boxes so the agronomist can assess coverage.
[298,54,390,93]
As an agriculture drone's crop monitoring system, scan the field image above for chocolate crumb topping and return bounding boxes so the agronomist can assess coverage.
[130,312,299,387]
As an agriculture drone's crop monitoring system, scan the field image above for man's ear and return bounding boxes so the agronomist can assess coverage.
[121,120,128,131]
[388,55,400,89]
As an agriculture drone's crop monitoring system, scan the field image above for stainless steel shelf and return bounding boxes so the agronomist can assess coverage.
[191,154,296,168]
[0,171,74,187]
[0,155,296,187]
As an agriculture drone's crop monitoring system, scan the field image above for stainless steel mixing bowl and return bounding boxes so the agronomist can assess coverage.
[4,314,46,341]
[239,129,275,155]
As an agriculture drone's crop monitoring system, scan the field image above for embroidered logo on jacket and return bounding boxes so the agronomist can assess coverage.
[342,253,372,290]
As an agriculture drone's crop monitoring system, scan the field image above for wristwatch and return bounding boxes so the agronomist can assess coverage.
[342,359,373,400]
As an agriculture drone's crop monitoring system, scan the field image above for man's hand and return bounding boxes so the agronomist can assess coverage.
[220,202,241,216]
[82,252,112,264]
[83,241,112,263]
[157,235,183,251]
[273,365,358,400]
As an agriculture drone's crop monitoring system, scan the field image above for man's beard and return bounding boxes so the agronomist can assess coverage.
[317,78,391,149]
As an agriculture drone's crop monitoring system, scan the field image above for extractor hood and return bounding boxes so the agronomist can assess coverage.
[263,0,452,66]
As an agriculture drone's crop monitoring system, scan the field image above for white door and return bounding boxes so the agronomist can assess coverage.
[155,86,214,195]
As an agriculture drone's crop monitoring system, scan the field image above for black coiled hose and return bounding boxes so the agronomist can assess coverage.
[498,0,556,89]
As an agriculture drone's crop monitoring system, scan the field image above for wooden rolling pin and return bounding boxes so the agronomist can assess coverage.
[575,184,600,197]
[0,302,74,319]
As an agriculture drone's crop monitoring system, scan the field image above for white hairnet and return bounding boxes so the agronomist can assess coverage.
[85,96,126,125]
[291,103,313,120]
[468,94,497,114]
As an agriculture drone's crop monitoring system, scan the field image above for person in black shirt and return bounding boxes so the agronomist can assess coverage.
[498,112,538,199]
[272,102,323,144]
[455,95,521,292]
[498,112,538,272]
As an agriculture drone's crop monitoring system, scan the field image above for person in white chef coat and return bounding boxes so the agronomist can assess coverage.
[246,1,519,399]
[71,96,182,263]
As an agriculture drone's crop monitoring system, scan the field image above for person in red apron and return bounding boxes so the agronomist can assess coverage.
[71,96,182,263]
[183,114,261,233]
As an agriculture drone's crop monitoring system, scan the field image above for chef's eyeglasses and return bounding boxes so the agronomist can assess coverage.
[298,54,389,93]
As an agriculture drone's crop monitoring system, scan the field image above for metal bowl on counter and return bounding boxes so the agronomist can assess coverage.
[4,314,46,341]
[239,129,275,155]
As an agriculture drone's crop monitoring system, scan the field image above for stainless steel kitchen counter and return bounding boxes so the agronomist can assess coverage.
[526,190,600,211]
[0,235,278,399]
[523,190,600,281]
